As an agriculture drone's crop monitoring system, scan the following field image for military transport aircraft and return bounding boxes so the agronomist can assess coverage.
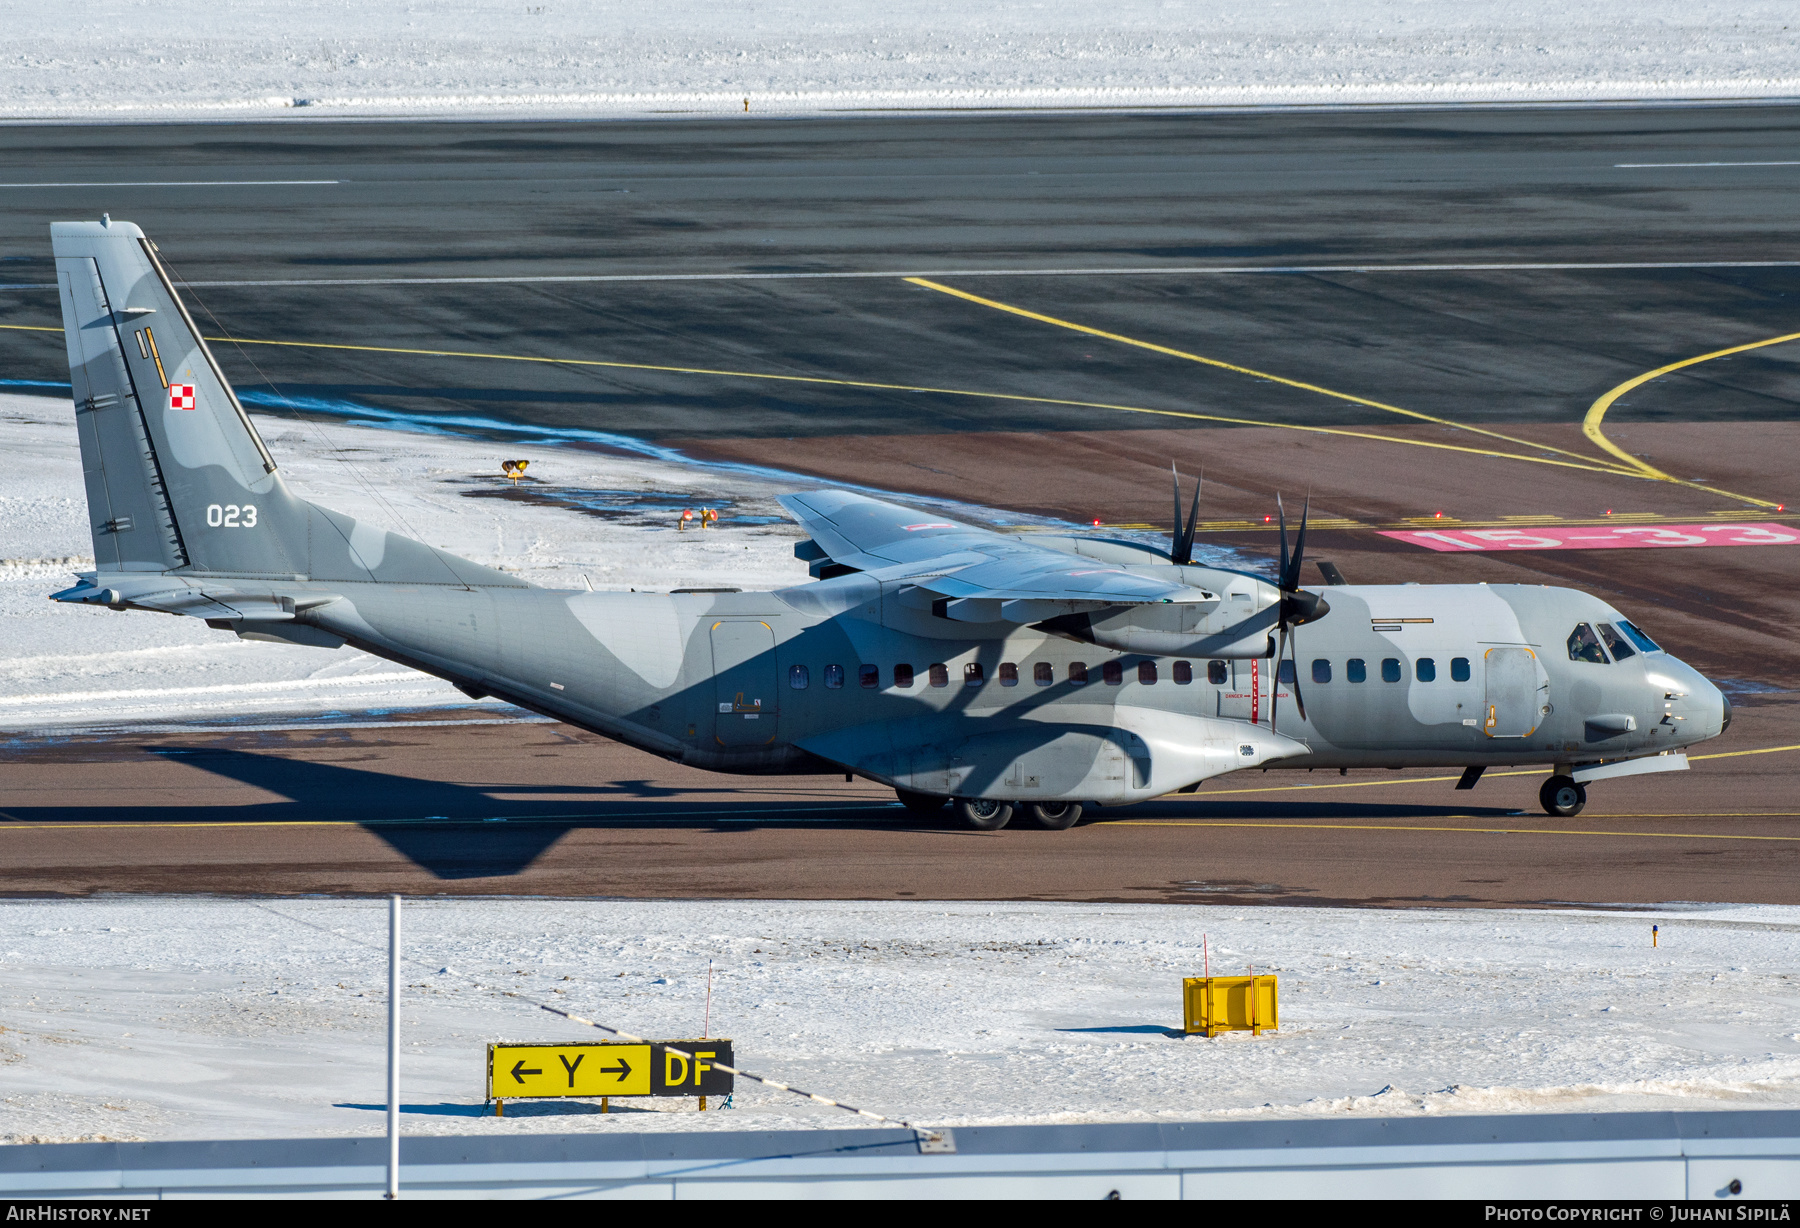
[46,219,1730,829]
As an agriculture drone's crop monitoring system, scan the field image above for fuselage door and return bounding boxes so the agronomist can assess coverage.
[1483,646,1544,738]
[711,620,778,747]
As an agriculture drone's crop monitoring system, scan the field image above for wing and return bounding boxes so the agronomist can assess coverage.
[779,490,1218,620]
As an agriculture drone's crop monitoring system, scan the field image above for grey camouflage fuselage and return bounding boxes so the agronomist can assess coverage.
[47,219,1729,807]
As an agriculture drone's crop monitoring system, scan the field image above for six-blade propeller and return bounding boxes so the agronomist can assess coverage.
[1168,472,1332,729]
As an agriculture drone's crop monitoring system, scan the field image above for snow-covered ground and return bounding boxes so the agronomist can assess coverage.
[0,391,823,731]
[1,390,1149,732]
[3,896,1797,1143]
[5,1,1799,122]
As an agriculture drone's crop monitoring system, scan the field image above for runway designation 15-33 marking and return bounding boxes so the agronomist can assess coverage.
[486,1041,734,1100]
[1381,522,1799,552]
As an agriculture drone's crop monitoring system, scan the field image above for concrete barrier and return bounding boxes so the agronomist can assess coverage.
[1,1110,1796,1199]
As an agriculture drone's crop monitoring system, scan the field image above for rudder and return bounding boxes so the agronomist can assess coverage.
[52,218,311,577]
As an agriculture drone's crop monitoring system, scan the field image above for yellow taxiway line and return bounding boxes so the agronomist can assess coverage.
[1165,743,1800,798]
[1108,819,1800,841]
[1580,331,1800,508]
[902,277,1639,475]
[0,322,1647,478]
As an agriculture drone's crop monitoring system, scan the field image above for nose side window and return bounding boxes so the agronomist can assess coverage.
[1597,623,1636,661]
[1567,622,1609,664]
[1617,619,1662,653]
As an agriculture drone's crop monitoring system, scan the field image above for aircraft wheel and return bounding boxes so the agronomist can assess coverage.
[956,798,1013,831]
[1539,775,1586,817]
[1028,801,1083,830]
[896,788,949,816]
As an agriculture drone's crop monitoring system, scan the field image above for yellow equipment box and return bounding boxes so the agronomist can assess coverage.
[1183,974,1278,1037]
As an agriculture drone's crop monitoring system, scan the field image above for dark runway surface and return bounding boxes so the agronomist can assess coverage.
[2,697,1796,905]
[3,107,1798,904]
[3,108,1800,442]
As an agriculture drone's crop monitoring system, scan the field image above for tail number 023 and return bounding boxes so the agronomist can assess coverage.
[206,503,258,528]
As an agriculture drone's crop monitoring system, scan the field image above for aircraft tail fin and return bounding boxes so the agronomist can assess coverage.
[52,218,315,577]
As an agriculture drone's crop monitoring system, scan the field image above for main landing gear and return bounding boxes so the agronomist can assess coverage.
[1539,775,1587,817]
[896,791,1086,831]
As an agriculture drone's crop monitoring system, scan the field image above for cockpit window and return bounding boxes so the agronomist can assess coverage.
[1617,619,1662,653]
[1596,623,1636,661]
[1567,622,1608,664]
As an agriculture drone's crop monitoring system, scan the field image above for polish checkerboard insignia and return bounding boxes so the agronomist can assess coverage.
[170,384,196,411]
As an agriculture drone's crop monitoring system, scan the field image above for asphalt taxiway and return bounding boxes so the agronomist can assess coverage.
[2,696,1795,905]
[2,106,1796,902]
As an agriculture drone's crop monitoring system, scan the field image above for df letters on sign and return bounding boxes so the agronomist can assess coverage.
[653,1040,733,1097]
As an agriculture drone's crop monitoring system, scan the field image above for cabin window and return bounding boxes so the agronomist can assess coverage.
[929,663,949,688]
[824,664,844,690]
[1450,657,1470,682]
[1617,619,1661,653]
[1567,622,1608,664]
[1347,658,1367,683]
[1381,658,1402,683]
[788,664,809,689]
[999,662,1019,687]
[1069,662,1089,686]
[1174,660,1195,684]
[1416,657,1437,682]
[859,664,879,689]
[1312,659,1331,684]
[1102,661,1123,686]
[1597,623,1636,661]
[1277,659,1296,685]
[1033,662,1053,686]
[893,664,914,688]
[1206,660,1226,685]
[964,662,984,687]
[1138,661,1157,684]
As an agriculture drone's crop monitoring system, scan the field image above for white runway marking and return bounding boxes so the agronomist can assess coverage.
[0,180,340,188]
[49,259,1800,290]
[4,260,1797,295]
[1614,161,1800,168]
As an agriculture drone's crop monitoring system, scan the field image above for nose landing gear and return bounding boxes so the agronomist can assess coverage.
[1539,774,1587,817]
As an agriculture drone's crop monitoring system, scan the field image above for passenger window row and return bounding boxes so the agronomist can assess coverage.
[789,658,1205,689]
[793,657,1478,690]
[1307,657,1472,684]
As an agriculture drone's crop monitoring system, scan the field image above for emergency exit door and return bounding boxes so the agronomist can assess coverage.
[711,620,778,746]
[1483,646,1544,738]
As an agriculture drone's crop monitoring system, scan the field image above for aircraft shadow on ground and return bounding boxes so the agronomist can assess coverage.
[334,1100,662,1117]
[14,747,1526,881]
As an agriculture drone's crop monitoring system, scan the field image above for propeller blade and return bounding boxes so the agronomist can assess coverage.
[1178,474,1201,565]
[1269,625,1287,729]
[1285,495,1311,593]
[1170,465,1185,563]
[1288,627,1308,723]
[1275,494,1290,593]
